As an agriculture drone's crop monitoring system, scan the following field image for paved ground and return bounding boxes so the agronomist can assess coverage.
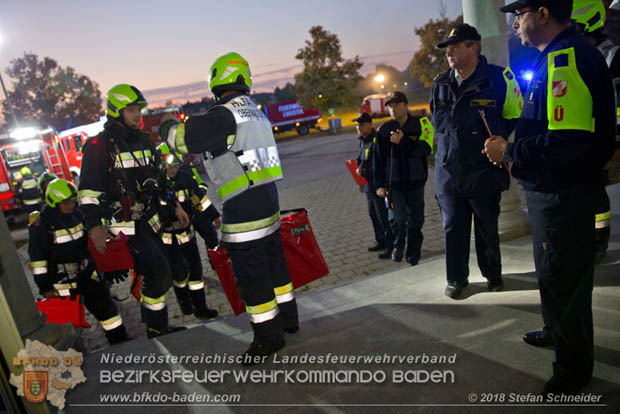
[14,131,517,352]
[65,184,620,413]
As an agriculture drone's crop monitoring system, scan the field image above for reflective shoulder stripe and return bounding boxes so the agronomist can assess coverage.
[101,315,123,331]
[595,210,611,222]
[418,116,434,153]
[78,189,102,205]
[502,67,524,120]
[23,198,42,205]
[218,173,251,200]
[196,195,212,211]
[106,220,136,236]
[161,232,173,245]
[547,47,594,132]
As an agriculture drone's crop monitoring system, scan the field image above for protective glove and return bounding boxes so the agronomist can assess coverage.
[105,270,129,284]
[90,225,108,254]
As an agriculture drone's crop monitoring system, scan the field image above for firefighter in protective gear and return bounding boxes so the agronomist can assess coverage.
[157,143,221,248]
[28,171,58,225]
[16,166,42,213]
[78,84,189,339]
[157,145,219,320]
[160,52,299,363]
[28,179,129,345]
[487,0,616,396]
[572,0,620,263]
[431,23,523,299]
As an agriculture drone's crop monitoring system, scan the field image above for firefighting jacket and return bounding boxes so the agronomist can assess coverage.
[78,119,164,236]
[159,169,219,245]
[430,55,523,197]
[506,27,616,192]
[28,206,95,295]
[18,174,42,205]
[373,114,432,190]
[159,92,281,247]
[356,129,378,194]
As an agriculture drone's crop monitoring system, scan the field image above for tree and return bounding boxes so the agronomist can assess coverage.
[410,15,463,87]
[1,52,102,131]
[294,26,363,111]
[274,82,297,102]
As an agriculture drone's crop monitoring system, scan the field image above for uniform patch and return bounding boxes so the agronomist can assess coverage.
[552,81,567,98]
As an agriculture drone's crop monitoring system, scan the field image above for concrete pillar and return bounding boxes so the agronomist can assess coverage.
[0,210,79,351]
[462,0,531,241]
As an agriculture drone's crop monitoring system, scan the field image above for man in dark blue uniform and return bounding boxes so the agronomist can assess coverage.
[486,0,616,395]
[373,92,433,265]
[354,112,393,259]
[431,24,523,299]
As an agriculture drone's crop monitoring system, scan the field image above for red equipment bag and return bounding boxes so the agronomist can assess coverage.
[36,296,91,329]
[88,233,135,273]
[345,159,368,186]
[208,208,329,315]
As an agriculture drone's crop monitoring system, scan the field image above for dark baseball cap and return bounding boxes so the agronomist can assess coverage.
[353,112,373,123]
[385,91,408,106]
[437,23,482,48]
[500,0,572,13]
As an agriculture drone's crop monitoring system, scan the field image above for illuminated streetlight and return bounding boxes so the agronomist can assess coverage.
[404,82,408,86]
[318,93,323,99]
[380,85,385,90]
[374,74,385,83]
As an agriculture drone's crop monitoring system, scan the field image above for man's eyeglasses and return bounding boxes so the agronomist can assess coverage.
[513,8,535,21]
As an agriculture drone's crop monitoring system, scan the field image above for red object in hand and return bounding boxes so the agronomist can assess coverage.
[88,233,135,273]
[346,160,368,186]
[208,208,329,315]
[36,295,91,329]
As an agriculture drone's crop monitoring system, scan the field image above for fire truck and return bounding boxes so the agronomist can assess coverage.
[263,100,322,136]
[56,116,106,179]
[0,127,73,224]
[141,105,186,142]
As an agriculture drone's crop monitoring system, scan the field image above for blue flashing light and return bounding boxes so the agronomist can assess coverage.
[523,71,534,81]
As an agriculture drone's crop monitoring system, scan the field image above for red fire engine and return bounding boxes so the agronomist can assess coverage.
[0,127,73,224]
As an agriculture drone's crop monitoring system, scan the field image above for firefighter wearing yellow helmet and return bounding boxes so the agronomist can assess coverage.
[28,179,129,345]
[159,52,298,364]
[16,166,42,212]
[572,0,620,263]
[78,84,188,339]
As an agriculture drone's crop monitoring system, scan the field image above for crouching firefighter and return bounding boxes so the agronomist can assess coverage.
[28,179,129,345]
[78,84,189,339]
[157,144,219,320]
[160,52,299,363]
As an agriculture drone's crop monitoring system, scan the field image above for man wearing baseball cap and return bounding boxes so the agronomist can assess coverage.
[485,0,616,396]
[431,23,522,299]
[353,112,394,258]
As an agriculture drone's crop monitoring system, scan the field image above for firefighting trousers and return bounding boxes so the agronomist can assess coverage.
[128,219,173,334]
[436,193,502,285]
[75,265,119,324]
[167,237,209,311]
[594,182,611,257]
[525,184,594,383]
[227,230,298,345]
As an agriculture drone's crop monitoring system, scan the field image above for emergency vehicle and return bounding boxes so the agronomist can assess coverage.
[141,105,186,142]
[57,116,106,179]
[0,127,73,223]
[263,100,321,136]
[359,94,390,118]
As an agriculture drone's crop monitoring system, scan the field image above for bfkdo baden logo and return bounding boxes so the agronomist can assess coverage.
[24,371,49,403]
[9,339,86,410]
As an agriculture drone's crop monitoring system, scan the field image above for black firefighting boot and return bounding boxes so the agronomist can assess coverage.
[189,289,218,319]
[174,286,194,315]
[104,325,130,345]
[143,305,186,339]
